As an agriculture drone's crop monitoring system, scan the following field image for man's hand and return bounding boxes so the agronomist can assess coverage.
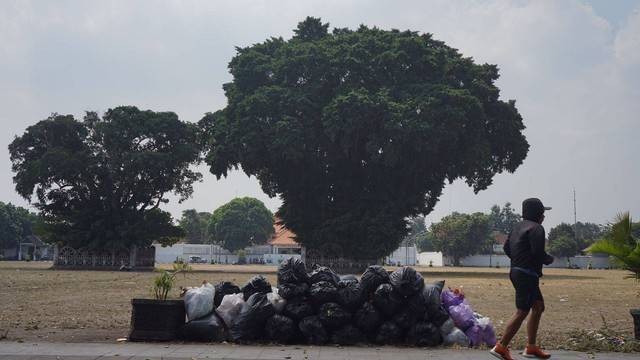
[543,254,554,265]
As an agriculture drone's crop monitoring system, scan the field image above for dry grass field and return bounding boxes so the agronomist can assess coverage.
[1,261,638,350]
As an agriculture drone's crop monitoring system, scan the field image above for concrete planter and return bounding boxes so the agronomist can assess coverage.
[129,299,185,341]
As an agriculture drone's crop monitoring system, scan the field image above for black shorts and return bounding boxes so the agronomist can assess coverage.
[510,269,543,311]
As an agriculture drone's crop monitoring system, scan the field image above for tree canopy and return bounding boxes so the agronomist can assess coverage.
[548,222,604,259]
[179,209,212,244]
[488,202,521,234]
[201,17,529,259]
[208,197,274,252]
[430,212,492,266]
[8,106,201,249]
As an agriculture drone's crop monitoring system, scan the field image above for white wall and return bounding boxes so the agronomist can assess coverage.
[386,246,417,266]
[442,254,611,269]
[417,252,444,267]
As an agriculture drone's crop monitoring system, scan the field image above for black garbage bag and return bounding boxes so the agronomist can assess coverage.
[426,305,450,327]
[393,308,418,331]
[308,266,340,285]
[423,281,445,314]
[339,274,359,284]
[407,322,442,347]
[277,257,309,285]
[354,302,382,335]
[309,281,338,306]
[318,302,351,330]
[283,297,315,321]
[337,280,364,312]
[360,265,390,295]
[278,282,309,300]
[331,325,365,345]
[375,321,403,345]
[299,316,328,345]
[241,275,272,301]
[230,293,275,342]
[389,267,425,297]
[406,293,427,321]
[180,311,226,342]
[372,283,404,318]
[214,281,241,307]
[265,314,296,344]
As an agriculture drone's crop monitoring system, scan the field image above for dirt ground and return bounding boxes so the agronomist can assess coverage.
[0,261,638,349]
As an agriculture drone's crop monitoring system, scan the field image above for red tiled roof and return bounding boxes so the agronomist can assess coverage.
[268,220,300,247]
[493,231,508,245]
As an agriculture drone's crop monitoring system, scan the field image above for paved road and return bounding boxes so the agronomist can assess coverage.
[0,342,637,360]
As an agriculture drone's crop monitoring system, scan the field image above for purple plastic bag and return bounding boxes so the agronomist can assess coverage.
[448,303,475,331]
[441,289,464,308]
[477,317,497,347]
[465,324,482,346]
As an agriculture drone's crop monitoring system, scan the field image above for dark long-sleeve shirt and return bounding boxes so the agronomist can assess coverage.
[503,219,553,277]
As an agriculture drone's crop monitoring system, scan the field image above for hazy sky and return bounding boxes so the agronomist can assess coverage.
[1,0,639,229]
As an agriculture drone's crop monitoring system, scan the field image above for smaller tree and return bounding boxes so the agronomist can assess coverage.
[488,202,521,234]
[430,212,491,266]
[548,235,579,264]
[179,210,211,244]
[208,197,274,252]
[0,202,41,250]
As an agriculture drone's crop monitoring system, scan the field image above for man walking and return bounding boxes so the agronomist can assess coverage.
[490,198,554,360]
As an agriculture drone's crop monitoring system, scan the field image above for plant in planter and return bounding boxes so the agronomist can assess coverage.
[129,270,186,341]
[587,212,640,340]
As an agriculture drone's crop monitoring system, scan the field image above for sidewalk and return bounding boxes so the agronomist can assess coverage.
[0,342,638,360]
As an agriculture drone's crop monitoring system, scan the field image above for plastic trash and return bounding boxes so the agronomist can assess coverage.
[277,282,309,300]
[184,282,215,321]
[360,265,390,295]
[267,289,287,314]
[265,314,296,344]
[389,266,425,297]
[354,301,382,334]
[448,303,475,331]
[375,321,403,345]
[241,275,272,301]
[308,266,340,285]
[180,311,226,342]
[423,281,445,314]
[309,281,338,306]
[277,257,309,285]
[230,292,275,342]
[393,308,417,330]
[318,302,351,330]
[477,316,497,347]
[439,318,455,336]
[441,288,465,308]
[443,328,470,346]
[428,305,451,327]
[283,297,315,321]
[336,280,364,312]
[372,283,403,318]
[331,325,365,345]
[407,321,442,347]
[339,274,359,283]
[213,281,241,308]
[298,315,328,345]
[216,293,245,328]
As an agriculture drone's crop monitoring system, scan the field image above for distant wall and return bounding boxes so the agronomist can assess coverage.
[442,254,611,269]
[417,252,444,267]
[385,246,417,266]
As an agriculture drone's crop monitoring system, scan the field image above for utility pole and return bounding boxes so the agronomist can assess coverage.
[573,188,578,243]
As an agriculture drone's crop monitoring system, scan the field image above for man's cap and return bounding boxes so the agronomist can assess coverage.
[522,198,551,221]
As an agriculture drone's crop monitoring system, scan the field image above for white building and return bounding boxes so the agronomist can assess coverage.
[385,245,418,266]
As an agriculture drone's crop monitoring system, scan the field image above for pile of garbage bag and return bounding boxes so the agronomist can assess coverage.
[177,258,495,347]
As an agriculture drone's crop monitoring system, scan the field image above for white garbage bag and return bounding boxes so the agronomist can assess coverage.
[267,287,287,314]
[184,282,215,321]
[216,293,245,327]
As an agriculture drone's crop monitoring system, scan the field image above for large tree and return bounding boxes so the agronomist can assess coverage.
[208,197,274,252]
[430,212,492,266]
[179,209,212,244]
[548,221,604,260]
[202,17,528,259]
[9,106,201,249]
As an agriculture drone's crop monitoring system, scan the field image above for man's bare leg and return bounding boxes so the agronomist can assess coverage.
[500,309,530,346]
[526,300,545,345]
